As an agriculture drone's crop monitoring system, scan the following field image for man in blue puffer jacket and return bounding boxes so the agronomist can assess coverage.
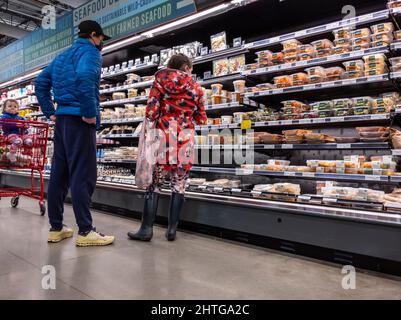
[35,20,114,247]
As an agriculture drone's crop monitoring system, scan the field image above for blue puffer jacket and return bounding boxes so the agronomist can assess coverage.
[35,38,102,127]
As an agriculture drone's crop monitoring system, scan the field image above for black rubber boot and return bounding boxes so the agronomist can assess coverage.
[166,192,185,241]
[128,192,159,241]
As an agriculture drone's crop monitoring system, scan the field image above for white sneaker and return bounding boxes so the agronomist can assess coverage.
[76,228,115,247]
[48,225,74,243]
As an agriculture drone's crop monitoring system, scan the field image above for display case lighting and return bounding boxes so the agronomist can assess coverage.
[0,70,42,89]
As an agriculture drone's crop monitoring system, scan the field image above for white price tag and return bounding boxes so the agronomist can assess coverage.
[281,120,292,125]
[269,121,280,126]
[231,188,242,193]
[313,118,325,123]
[371,114,388,120]
[284,171,296,176]
[254,122,265,127]
[299,118,311,124]
[214,187,224,192]
[282,144,293,149]
[334,117,345,122]
[237,168,254,175]
[302,172,315,177]
[321,82,335,88]
[274,88,284,94]
[298,195,311,201]
[365,175,382,181]
[323,197,337,203]
[264,145,275,149]
[200,167,210,172]
[251,191,262,197]
[337,143,351,149]
[198,185,207,190]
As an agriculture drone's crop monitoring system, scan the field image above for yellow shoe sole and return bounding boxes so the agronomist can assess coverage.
[48,230,74,243]
[75,237,115,247]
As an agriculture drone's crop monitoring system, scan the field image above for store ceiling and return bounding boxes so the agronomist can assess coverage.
[0,0,87,49]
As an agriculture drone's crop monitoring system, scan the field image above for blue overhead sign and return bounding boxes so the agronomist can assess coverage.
[0,0,197,84]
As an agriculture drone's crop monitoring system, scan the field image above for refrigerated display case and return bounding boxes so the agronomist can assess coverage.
[2,0,401,275]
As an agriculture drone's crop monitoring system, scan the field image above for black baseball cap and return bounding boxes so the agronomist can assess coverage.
[78,20,111,40]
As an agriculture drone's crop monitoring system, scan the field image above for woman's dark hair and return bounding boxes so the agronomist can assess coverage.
[167,53,192,71]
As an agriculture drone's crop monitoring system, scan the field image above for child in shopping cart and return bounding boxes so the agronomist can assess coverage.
[1,99,26,135]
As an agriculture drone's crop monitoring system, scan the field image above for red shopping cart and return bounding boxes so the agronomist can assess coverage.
[0,119,49,215]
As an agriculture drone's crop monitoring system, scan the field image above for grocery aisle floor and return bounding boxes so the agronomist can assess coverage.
[0,198,400,300]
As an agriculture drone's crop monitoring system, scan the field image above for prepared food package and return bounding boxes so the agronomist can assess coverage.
[228,55,246,73]
[325,67,345,81]
[310,100,333,110]
[334,38,352,47]
[370,22,394,34]
[351,96,373,107]
[333,46,352,55]
[281,39,301,51]
[273,75,293,88]
[188,178,206,185]
[213,58,229,76]
[343,60,365,72]
[253,184,275,192]
[371,32,394,43]
[332,98,353,108]
[352,36,371,46]
[388,0,401,8]
[273,183,301,195]
[395,30,401,41]
[271,52,284,64]
[351,28,371,38]
[291,72,309,86]
[112,92,126,100]
[316,48,334,57]
[333,27,352,40]
[311,39,334,50]
[211,32,227,52]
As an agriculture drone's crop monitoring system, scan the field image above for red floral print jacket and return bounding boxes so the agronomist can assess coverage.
[146,68,207,171]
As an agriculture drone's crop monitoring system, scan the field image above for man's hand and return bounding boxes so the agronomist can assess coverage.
[50,115,56,122]
[82,117,96,124]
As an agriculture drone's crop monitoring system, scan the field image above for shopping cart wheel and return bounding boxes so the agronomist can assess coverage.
[39,201,46,216]
[11,196,19,208]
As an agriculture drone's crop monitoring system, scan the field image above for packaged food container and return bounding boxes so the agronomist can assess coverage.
[371,23,395,34]
[221,116,233,124]
[310,100,333,110]
[112,92,126,100]
[389,57,401,67]
[257,58,273,67]
[318,110,332,118]
[345,70,364,78]
[343,60,365,72]
[281,39,301,51]
[299,45,315,55]
[371,32,394,43]
[281,100,308,109]
[211,83,223,95]
[305,66,326,77]
[271,52,284,64]
[365,68,387,76]
[352,96,373,107]
[311,39,334,50]
[291,72,309,86]
[334,38,352,47]
[333,28,352,40]
[213,118,222,125]
[395,30,401,41]
[352,36,371,46]
[351,28,371,38]
[230,92,242,103]
[353,106,371,115]
[233,112,246,123]
[307,160,319,167]
[283,55,298,63]
[388,0,401,8]
[243,63,258,71]
[325,67,345,81]
[298,53,315,61]
[256,50,273,59]
[267,159,290,166]
[371,40,391,48]
[211,95,222,105]
[281,113,301,120]
[273,75,293,88]
[316,48,333,57]
[206,118,214,125]
[300,111,318,119]
[333,98,353,108]
[333,46,352,55]
[127,89,138,98]
[371,106,388,114]
[233,80,246,93]
[333,108,351,116]
[256,83,275,91]
[309,75,326,83]
[352,44,371,51]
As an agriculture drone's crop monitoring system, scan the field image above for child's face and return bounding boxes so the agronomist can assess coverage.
[5,102,19,115]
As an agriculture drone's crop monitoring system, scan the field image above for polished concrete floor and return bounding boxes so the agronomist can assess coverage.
[0,197,400,300]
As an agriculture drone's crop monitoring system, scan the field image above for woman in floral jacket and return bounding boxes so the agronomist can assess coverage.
[128,54,207,242]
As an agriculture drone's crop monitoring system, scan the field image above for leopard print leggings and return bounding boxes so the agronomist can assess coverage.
[148,165,189,194]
